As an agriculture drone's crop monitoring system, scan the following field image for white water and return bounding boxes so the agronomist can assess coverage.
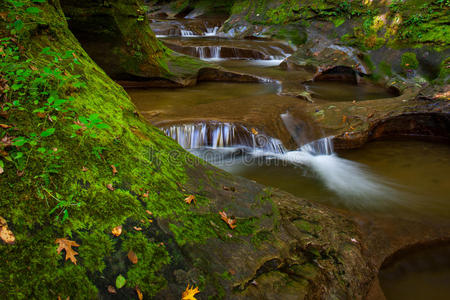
[181,29,197,37]
[162,122,286,153]
[195,46,222,60]
[204,26,219,36]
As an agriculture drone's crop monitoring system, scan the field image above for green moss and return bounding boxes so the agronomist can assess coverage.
[121,232,171,296]
[379,61,393,77]
[401,52,419,70]
[0,1,254,298]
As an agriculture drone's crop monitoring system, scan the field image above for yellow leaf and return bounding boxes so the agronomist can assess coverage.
[182,284,200,300]
[112,225,122,237]
[0,216,16,244]
[136,287,143,300]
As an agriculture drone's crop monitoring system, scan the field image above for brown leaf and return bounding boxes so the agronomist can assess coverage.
[133,226,142,231]
[367,112,374,118]
[142,191,149,198]
[136,287,143,300]
[107,285,117,294]
[112,225,122,237]
[128,250,138,264]
[0,216,16,244]
[223,186,236,192]
[111,165,118,175]
[219,211,237,229]
[145,210,152,215]
[36,112,46,119]
[107,184,115,191]
[81,166,88,172]
[16,170,24,177]
[182,284,200,300]
[30,65,38,71]
[184,195,196,204]
[342,115,348,124]
[0,166,3,174]
[55,238,80,264]
[251,128,258,135]
[0,12,7,21]
[0,124,11,129]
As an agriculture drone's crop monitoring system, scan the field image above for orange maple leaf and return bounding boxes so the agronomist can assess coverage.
[182,284,200,300]
[55,238,80,264]
[219,211,237,229]
[184,195,196,204]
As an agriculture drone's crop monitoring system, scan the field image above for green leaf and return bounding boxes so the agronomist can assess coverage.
[40,128,55,137]
[25,7,41,14]
[95,123,110,129]
[32,0,47,3]
[11,83,23,91]
[115,275,126,289]
[12,137,28,147]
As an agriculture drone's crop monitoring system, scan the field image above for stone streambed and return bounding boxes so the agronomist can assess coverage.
[127,15,450,300]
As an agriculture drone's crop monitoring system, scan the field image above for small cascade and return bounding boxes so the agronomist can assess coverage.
[204,26,219,36]
[209,46,221,59]
[161,122,286,153]
[181,29,196,37]
[299,137,334,155]
[194,46,221,59]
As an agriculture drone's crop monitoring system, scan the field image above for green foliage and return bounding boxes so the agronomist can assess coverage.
[401,52,419,70]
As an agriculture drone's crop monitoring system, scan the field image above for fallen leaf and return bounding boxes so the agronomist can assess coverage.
[0,124,11,129]
[55,238,79,264]
[342,115,348,124]
[112,225,122,237]
[0,216,16,244]
[16,170,24,177]
[184,195,196,204]
[219,211,237,229]
[142,191,149,198]
[107,285,117,294]
[251,128,258,135]
[0,166,3,174]
[116,274,126,289]
[128,250,138,264]
[30,65,38,71]
[136,287,143,300]
[367,112,374,118]
[133,226,142,231]
[223,186,236,192]
[146,210,153,215]
[81,166,88,172]
[107,184,115,191]
[36,112,46,119]
[111,165,118,175]
[182,284,200,300]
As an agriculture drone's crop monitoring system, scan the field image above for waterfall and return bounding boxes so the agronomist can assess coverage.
[204,26,219,36]
[161,122,286,153]
[181,29,196,37]
[195,46,221,59]
[209,46,221,59]
[195,47,205,59]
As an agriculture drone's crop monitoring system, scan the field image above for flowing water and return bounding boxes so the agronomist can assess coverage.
[132,16,450,299]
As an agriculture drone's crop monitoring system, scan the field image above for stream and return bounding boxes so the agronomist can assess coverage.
[128,16,450,300]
